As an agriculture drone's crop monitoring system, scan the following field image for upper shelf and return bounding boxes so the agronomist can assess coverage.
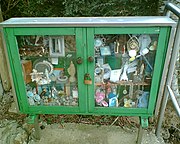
[0,16,176,27]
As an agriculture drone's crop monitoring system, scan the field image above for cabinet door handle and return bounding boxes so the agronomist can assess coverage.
[88,56,94,62]
[76,57,83,64]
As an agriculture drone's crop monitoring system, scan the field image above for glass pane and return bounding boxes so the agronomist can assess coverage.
[94,34,158,108]
[17,35,79,106]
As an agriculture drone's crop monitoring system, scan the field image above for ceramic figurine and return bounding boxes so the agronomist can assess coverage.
[68,61,76,83]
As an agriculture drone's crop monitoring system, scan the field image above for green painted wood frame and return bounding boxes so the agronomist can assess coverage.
[2,26,171,117]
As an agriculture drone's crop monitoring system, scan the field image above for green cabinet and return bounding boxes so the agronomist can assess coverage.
[0,17,176,123]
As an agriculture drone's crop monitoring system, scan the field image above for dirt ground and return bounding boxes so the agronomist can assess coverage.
[0,120,164,144]
[0,92,179,144]
[29,123,164,144]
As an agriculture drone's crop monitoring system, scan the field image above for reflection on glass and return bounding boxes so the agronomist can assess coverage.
[94,34,158,108]
[17,35,79,106]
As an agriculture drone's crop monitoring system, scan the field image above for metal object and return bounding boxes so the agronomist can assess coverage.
[156,2,180,138]
[0,17,176,27]
[136,125,144,144]
[88,56,94,62]
[167,85,180,116]
[84,73,92,85]
[76,57,83,64]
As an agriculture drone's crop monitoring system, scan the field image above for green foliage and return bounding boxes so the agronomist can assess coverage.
[1,0,159,20]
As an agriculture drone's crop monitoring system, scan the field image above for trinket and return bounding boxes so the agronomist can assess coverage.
[68,61,76,83]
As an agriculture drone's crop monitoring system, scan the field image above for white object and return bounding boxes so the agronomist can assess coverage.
[139,34,151,51]
[72,89,78,98]
[120,63,129,81]
[51,57,59,65]
[128,50,137,57]
[110,69,122,82]
[49,36,65,57]
[68,61,76,83]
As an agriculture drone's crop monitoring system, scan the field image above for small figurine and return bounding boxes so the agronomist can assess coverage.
[68,61,76,83]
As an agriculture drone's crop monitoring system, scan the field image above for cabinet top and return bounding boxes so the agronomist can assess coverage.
[0,16,176,27]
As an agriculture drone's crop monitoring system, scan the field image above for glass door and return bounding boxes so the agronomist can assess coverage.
[5,27,86,114]
[87,27,168,115]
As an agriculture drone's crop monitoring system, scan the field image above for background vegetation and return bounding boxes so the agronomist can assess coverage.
[1,0,160,20]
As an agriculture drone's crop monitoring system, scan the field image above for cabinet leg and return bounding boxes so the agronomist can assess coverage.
[34,115,41,140]
[136,125,144,144]
[26,114,41,140]
[136,117,148,144]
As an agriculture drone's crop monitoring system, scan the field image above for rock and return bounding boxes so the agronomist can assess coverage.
[8,101,18,113]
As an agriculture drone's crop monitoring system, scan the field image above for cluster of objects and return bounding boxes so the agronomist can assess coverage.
[94,34,156,108]
[26,59,78,106]
[18,35,79,106]
[95,83,149,108]
[26,85,78,106]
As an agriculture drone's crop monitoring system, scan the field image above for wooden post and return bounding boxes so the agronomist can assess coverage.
[0,5,11,91]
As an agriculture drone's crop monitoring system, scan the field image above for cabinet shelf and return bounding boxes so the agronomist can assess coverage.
[95,81,150,86]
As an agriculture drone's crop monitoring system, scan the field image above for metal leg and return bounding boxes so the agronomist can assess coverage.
[136,125,144,144]
[34,115,41,140]
[26,115,41,140]
[136,117,148,144]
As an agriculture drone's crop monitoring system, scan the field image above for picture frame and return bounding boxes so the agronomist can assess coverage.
[49,36,65,57]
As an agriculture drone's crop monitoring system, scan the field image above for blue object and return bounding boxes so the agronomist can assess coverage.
[109,97,117,107]
[108,92,116,99]
[27,91,34,98]
[137,92,149,108]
